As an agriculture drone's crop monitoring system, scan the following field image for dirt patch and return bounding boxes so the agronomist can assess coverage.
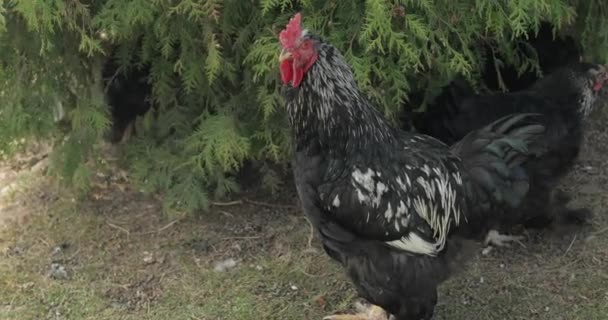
[0,142,51,230]
[1,104,608,320]
[103,273,163,311]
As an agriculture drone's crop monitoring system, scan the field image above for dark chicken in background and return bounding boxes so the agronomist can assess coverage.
[402,21,582,130]
[279,13,547,320]
[412,63,608,243]
[482,21,583,92]
[102,56,153,144]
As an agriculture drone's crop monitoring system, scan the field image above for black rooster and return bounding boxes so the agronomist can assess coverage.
[412,63,608,238]
[279,13,545,320]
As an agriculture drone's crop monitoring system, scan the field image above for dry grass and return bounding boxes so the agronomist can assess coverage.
[1,109,608,320]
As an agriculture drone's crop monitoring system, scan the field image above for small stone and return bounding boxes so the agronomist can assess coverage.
[49,263,69,280]
[142,251,155,265]
[51,246,62,256]
[290,285,298,291]
[214,258,237,272]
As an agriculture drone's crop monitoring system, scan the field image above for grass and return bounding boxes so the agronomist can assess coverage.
[0,177,357,320]
[1,173,608,320]
[1,109,608,320]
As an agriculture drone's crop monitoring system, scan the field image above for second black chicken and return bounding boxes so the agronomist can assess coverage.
[412,62,608,240]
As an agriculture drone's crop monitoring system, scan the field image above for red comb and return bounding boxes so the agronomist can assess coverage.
[279,12,302,49]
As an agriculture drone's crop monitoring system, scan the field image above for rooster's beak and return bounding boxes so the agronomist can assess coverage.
[279,49,293,62]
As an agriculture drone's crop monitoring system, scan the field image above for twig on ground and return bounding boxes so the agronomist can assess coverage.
[563,234,577,256]
[547,257,582,272]
[211,198,298,210]
[211,200,243,206]
[157,220,179,233]
[106,222,130,235]
[298,266,328,278]
[66,248,81,262]
[220,210,234,218]
[37,237,51,247]
[221,235,263,240]
[592,226,608,236]
[244,199,299,210]
[135,219,181,235]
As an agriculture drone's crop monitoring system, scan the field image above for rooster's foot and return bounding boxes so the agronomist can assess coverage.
[482,230,525,253]
[324,303,388,320]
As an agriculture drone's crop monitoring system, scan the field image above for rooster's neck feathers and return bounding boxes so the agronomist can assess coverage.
[284,41,396,154]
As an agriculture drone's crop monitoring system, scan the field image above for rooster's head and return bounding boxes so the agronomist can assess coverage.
[279,13,318,88]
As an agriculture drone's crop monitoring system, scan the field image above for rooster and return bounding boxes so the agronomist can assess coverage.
[412,63,608,240]
[279,13,545,320]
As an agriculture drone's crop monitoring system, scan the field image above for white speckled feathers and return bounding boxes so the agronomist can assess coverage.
[316,135,467,257]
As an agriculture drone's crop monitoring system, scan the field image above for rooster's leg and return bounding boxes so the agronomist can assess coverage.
[483,229,525,248]
[323,303,388,320]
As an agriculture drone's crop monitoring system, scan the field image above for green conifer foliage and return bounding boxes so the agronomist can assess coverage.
[0,0,606,215]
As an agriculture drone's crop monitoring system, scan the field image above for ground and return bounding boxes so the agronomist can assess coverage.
[2,109,608,320]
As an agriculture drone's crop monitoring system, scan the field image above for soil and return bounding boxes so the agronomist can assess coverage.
[1,104,608,320]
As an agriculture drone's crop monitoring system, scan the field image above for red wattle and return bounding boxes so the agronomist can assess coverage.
[292,64,304,87]
[280,60,293,85]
